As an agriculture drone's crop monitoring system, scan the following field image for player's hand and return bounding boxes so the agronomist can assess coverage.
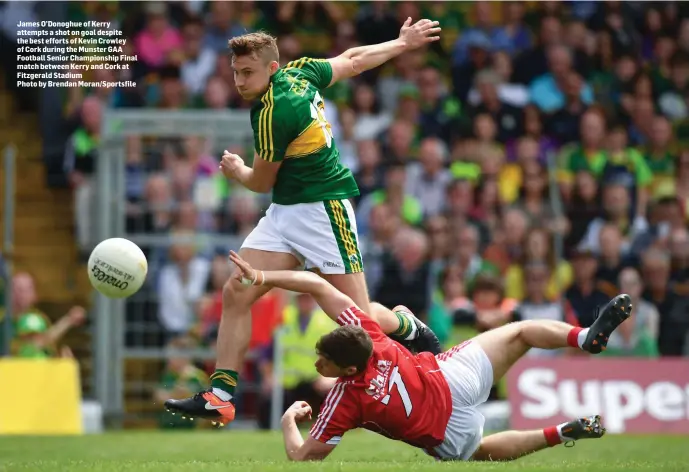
[398,18,441,50]
[220,150,245,179]
[284,401,313,423]
[229,250,264,286]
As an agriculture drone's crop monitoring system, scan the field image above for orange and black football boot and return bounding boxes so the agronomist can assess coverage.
[583,294,632,354]
[164,390,236,428]
[389,305,442,355]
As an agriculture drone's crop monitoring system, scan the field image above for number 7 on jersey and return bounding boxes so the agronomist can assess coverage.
[381,366,413,418]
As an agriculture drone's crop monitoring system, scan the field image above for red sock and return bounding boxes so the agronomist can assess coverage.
[543,426,561,447]
[567,327,583,348]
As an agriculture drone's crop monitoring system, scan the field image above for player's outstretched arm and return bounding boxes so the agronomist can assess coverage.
[229,251,355,321]
[327,17,440,86]
[282,401,336,461]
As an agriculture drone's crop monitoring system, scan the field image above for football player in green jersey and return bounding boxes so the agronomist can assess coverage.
[165,18,442,426]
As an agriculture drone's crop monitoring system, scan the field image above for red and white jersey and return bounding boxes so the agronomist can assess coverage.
[309,307,453,449]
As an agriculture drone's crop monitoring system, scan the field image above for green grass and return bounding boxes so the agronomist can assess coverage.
[0,431,687,472]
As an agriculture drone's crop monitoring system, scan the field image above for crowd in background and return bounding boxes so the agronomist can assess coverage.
[10,0,689,426]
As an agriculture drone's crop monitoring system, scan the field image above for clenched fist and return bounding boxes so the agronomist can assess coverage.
[219,150,245,180]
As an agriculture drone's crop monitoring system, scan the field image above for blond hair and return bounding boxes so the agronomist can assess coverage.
[228,31,279,63]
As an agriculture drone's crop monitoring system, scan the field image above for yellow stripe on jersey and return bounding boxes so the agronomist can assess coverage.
[259,84,275,161]
[285,120,328,158]
[329,200,361,272]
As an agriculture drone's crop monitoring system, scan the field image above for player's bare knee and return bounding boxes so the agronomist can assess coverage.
[221,277,259,312]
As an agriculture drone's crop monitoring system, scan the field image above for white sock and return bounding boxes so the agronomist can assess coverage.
[557,421,574,441]
[212,387,232,402]
[577,328,590,349]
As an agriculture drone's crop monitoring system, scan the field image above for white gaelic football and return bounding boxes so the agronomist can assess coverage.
[87,238,148,298]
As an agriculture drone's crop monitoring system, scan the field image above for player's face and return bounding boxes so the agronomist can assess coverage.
[315,354,355,378]
[232,55,277,100]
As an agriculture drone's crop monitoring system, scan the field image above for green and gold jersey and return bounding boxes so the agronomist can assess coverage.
[251,57,360,205]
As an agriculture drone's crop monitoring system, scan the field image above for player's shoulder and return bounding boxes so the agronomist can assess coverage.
[281,57,332,90]
[283,57,330,72]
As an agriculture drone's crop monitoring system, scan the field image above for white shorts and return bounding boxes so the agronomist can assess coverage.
[241,199,363,275]
[430,341,494,461]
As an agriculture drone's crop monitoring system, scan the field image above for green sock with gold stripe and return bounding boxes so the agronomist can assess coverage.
[392,310,418,341]
[210,369,238,401]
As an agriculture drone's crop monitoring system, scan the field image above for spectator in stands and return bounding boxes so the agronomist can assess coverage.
[557,107,606,197]
[351,82,392,141]
[602,267,660,357]
[405,137,452,218]
[505,227,572,301]
[135,2,183,71]
[669,227,689,289]
[353,140,384,206]
[374,228,432,318]
[594,224,634,298]
[453,274,520,334]
[451,224,498,286]
[512,261,579,357]
[357,163,422,235]
[483,207,529,274]
[566,249,610,327]
[417,65,461,143]
[641,248,689,356]
[176,17,217,99]
[468,69,523,144]
[64,96,102,255]
[530,43,594,114]
[579,182,650,257]
[565,171,602,250]
[381,119,416,165]
[157,234,211,340]
[257,294,336,430]
[360,203,398,297]
[10,273,85,358]
[202,2,243,54]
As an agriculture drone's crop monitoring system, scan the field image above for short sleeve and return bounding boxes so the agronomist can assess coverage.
[250,85,294,162]
[285,57,333,90]
[337,306,386,342]
[309,381,358,445]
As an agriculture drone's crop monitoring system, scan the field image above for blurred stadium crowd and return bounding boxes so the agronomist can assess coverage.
[4,0,689,427]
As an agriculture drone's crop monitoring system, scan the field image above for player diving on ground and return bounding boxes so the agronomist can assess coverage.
[226,251,629,462]
[165,18,443,426]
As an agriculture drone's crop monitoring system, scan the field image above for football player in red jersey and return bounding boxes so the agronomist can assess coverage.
[229,251,630,462]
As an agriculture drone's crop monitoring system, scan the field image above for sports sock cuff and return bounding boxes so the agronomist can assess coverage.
[392,311,417,340]
[210,369,239,396]
[567,327,583,348]
[543,426,561,447]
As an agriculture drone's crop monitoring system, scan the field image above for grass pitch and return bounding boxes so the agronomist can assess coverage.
[0,430,687,472]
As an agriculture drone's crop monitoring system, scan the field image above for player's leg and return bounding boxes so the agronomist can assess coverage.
[369,303,442,354]
[472,294,632,382]
[472,415,605,461]
[467,295,630,460]
[165,211,301,425]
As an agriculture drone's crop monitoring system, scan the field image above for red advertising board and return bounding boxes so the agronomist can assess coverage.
[506,357,689,434]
